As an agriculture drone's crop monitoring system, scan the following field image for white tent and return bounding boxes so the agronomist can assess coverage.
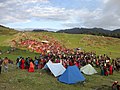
[80,64,97,75]
[43,60,66,77]
[41,40,49,43]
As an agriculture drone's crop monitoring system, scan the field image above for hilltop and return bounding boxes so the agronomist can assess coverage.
[0,25,18,35]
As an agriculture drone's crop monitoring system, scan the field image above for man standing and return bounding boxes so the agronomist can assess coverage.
[3,57,9,72]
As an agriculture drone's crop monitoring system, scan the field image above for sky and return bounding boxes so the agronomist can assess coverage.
[0,0,120,31]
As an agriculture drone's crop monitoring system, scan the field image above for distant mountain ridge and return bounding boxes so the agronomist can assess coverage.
[57,28,120,38]
[0,24,120,38]
[32,29,48,32]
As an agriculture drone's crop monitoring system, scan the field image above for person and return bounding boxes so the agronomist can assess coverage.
[0,57,3,74]
[112,81,119,90]
[100,64,104,76]
[20,58,25,69]
[104,63,108,76]
[34,57,38,69]
[25,58,29,69]
[3,57,9,72]
[28,61,34,72]
[109,64,113,75]
[16,58,20,69]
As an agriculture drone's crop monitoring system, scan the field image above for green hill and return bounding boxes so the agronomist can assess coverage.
[0,31,120,58]
[0,28,120,90]
[0,25,18,35]
[0,25,119,58]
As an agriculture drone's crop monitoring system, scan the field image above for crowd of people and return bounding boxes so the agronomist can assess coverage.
[15,49,120,76]
[10,35,119,76]
[14,52,120,90]
[16,56,35,72]
[1,37,119,76]
[18,36,65,55]
[0,35,120,89]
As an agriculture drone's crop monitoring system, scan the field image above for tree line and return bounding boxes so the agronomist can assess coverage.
[57,28,120,38]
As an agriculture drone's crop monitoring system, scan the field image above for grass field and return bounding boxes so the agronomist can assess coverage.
[0,63,120,90]
[0,31,120,90]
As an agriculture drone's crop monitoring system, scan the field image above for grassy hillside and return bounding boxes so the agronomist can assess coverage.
[51,33,120,58]
[0,32,120,58]
[0,25,18,35]
[0,31,120,90]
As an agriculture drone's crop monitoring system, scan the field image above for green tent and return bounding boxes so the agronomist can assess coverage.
[80,64,97,75]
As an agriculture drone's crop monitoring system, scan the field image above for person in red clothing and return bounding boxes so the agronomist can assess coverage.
[74,61,79,67]
[109,64,113,75]
[20,58,25,69]
[104,64,108,76]
[69,60,73,66]
[28,61,34,72]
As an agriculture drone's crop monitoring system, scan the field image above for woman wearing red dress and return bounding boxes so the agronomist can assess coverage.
[28,61,34,72]
[20,58,25,69]
[109,64,113,75]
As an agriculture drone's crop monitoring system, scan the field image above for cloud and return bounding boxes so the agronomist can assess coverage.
[103,0,110,4]
[63,0,120,30]
[0,0,72,24]
[84,0,120,29]
[0,0,120,30]
[0,0,50,24]
[26,6,74,21]
[62,8,101,28]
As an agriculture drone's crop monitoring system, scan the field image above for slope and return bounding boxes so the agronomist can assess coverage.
[0,31,120,58]
[0,25,18,35]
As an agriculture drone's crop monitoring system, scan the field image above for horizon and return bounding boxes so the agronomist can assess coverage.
[13,27,119,32]
[1,24,120,32]
[0,0,120,31]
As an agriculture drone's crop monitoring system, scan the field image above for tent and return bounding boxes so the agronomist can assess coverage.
[43,60,66,77]
[80,64,97,75]
[41,40,49,43]
[58,65,85,84]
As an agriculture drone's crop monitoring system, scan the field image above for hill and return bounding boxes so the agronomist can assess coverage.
[0,25,119,58]
[0,25,18,35]
[0,31,119,58]
[0,30,120,90]
[57,27,120,38]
